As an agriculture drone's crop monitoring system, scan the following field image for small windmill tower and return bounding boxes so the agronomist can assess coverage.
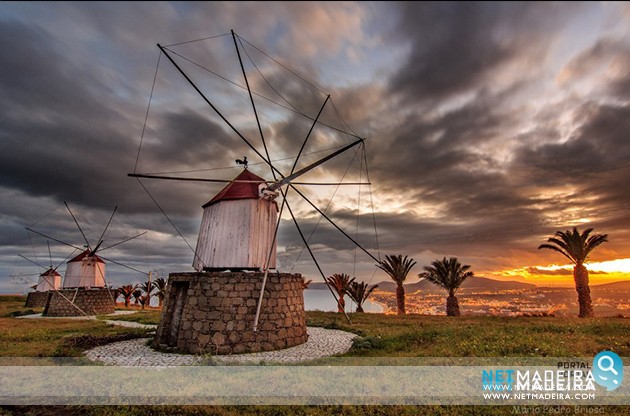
[193,169,278,272]
[25,268,62,308]
[63,249,107,288]
[36,268,62,292]
[19,242,64,308]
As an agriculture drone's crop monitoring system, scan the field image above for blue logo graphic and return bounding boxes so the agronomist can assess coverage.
[592,351,623,391]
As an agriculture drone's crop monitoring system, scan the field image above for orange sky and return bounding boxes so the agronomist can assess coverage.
[487,258,630,287]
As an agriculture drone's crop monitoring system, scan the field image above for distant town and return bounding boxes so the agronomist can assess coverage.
[374,280,630,317]
[308,277,630,317]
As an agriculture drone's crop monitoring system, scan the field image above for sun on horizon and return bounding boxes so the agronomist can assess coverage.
[493,258,630,287]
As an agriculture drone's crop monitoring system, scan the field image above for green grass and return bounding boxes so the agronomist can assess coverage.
[1,296,628,415]
[0,296,153,357]
[98,309,162,325]
[307,311,630,358]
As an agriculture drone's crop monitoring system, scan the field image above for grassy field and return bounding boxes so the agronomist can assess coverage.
[0,295,627,415]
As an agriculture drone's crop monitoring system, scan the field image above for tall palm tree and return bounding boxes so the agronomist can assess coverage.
[538,227,608,318]
[117,284,137,308]
[325,273,355,313]
[153,277,168,307]
[419,257,474,316]
[376,254,417,315]
[347,281,379,313]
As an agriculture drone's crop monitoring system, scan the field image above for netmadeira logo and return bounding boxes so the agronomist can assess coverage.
[592,350,623,391]
[481,350,624,400]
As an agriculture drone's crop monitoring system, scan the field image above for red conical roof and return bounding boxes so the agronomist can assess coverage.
[41,268,61,277]
[68,249,105,264]
[202,169,267,208]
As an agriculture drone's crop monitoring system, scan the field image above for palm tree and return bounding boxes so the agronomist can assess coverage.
[347,281,379,313]
[132,289,143,306]
[419,257,474,316]
[153,277,168,307]
[140,280,155,309]
[538,227,608,318]
[117,284,137,308]
[376,254,416,315]
[325,273,355,313]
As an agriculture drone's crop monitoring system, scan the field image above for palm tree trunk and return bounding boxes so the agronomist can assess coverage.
[574,263,594,318]
[356,304,364,313]
[396,283,405,315]
[124,298,130,308]
[337,295,345,313]
[446,294,460,316]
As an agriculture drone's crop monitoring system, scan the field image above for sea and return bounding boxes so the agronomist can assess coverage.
[304,288,384,313]
[142,289,385,312]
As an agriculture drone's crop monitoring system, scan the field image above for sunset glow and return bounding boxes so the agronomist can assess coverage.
[497,258,630,287]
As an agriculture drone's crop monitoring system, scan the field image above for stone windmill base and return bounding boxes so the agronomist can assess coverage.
[43,288,116,316]
[25,291,50,308]
[154,271,308,355]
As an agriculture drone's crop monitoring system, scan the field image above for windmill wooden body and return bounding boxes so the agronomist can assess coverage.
[193,169,278,272]
[24,267,62,308]
[63,250,107,288]
[36,268,62,292]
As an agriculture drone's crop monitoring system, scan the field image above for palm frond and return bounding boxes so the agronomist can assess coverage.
[376,254,417,284]
[539,227,607,264]
[419,257,473,295]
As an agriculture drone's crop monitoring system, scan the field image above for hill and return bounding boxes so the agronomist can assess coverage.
[591,280,630,290]
[307,276,537,293]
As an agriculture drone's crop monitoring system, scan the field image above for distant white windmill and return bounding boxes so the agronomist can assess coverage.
[26,202,147,316]
[17,241,67,308]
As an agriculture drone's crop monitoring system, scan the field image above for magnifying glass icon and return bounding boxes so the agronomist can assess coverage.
[597,355,619,375]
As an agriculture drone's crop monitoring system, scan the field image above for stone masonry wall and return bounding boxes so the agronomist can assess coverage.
[43,288,115,316]
[154,271,308,355]
[25,291,50,308]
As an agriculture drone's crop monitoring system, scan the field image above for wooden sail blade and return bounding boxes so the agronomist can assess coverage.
[127,173,368,185]
[25,227,85,252]
[267,138,364,191]
[100,231,148,252]
[64,201,91,250]
[157,43,285,181]
[96,205,118,252]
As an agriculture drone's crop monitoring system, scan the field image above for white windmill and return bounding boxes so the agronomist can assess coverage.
[130,30,380,354]
[17,242,66,308]
[26,202,147,316]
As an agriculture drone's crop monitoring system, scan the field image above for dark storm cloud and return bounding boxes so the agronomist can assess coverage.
[0,19,144,209]
[387,1,577,101]
[512,103,630,193]
[141,109,236,169]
